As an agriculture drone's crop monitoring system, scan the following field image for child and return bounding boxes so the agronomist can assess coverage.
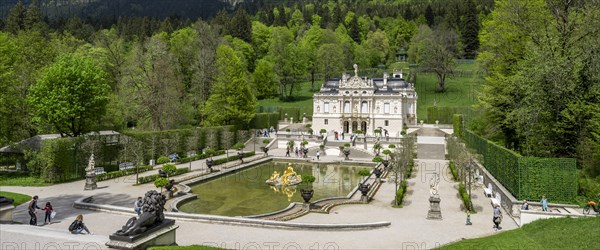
[43,202,53,224]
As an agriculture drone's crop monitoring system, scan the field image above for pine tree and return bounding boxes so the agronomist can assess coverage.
[461,0,480,59]
[348,14,360,43]
[424,5,434,27]
[24,0,43,30]
[6,0,26,34]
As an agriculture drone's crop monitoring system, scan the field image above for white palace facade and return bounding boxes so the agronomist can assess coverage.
[312,66,417,137]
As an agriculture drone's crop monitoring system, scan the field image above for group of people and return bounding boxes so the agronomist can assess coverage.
[257,127,276,138]
[28,195,53,226]
[28,195,91,234]
[493,195,552,231]
[333,131,345,140]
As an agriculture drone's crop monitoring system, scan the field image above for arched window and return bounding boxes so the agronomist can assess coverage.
[361,101,368,113]
[344,101,350,113]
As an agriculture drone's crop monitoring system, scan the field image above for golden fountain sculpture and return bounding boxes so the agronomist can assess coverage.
[266,163,302,186]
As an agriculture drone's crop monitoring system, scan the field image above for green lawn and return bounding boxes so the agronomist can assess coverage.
[149,245,226,250]
[0,191,31,206]
[438,216,599,249]
[0,175,49,186]
[415,62,483,122]
[258,81,316,117]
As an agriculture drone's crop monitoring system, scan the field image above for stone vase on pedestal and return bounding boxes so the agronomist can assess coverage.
[427,195,442,220]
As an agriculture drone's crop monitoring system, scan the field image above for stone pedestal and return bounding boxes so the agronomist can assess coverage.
[427,195,442,220]
[106,220,178,250]
[0,205,15,223]
[84,173,97,190]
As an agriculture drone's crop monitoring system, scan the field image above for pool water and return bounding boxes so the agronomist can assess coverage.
[178,161,364,216]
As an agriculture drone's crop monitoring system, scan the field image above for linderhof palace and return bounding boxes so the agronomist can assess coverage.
[312,65,418,137]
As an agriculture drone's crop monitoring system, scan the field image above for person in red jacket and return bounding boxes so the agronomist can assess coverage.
[42,202,54,224]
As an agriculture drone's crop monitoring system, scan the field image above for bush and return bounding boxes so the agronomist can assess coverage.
[353,130,363,134]
[372,156,383,162]
[262,139,271,144]
[162,164,177,175]
[459,183,475,212]
[343,143,351,147]
[388,144,396,148]
[358,168,371,177]
[308,128,313,135]
[395,180,407,206]
[154,177,169,188]
[449,161,459,181]
[96,165,154,181]
[232,143,245,150]
[138,168,190,184]
[319,129,327,134]
[157,156,170,164]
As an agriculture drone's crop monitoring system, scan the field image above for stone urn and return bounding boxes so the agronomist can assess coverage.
[359,183,370,196]
[206,159,214,172]
[261,146,269,156]
[300,189,314,203]
[382,160,390,169]
[373,168,382,179]
[343,148,351,160]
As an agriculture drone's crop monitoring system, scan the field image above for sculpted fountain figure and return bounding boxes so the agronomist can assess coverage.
[266,163,302,186]
[114,190,166,236]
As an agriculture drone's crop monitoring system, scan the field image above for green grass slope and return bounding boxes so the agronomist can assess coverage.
[438,216,599,250]
[0,191,31,206]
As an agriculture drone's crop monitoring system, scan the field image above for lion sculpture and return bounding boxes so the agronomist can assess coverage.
[115,190,166,236]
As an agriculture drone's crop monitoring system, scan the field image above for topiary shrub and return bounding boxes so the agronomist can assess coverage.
[154,177,169,189]
[372,156,383,162]
[388,144,396,148]
[262,139,271,144]
[162,164,177,175]
[233,143,245,150]
[357,168,371,177]
[157,156,170,164]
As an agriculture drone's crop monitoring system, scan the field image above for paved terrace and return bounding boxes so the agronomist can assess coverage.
[0,127,518,249]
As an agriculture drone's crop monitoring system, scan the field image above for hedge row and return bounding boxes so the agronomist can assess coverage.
[453,114,464,138]
[213,151,256,166]
[138,168,190,184]
[396,180,408,206]
[458,183,475,212]
[96,166,154,181]
[250,113,279,129]
[464,130,577,203]
[178,150,226,164]
[427,106,478,124]
[449,161,459,181]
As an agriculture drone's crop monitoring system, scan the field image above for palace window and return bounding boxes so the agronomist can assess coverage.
[324,102,330,113]
[385,120,389,126]
[384,103,390,114]
[361,101,368,113]
[324,119,329,125]
[344,101,350,113]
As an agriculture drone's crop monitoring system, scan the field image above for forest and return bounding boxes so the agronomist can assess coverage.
[0,0,599,195]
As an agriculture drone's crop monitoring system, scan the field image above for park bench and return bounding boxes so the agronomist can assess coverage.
[483,183,493,198]
[94,167,106,175]
[118,162,135,171]
[491,192,502,207]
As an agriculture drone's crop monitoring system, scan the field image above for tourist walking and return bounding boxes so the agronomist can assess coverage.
[492,204,502,230]
[69,214,92,234]
[295,147,299,157]
[42,201,54,224]
[316,151,320,160]
[541,195,549,212]
[28,195,41,225]
[134,197,143,216]
[285,147,290,157]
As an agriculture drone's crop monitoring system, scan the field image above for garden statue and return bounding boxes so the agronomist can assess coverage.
[114,190,166,236]
[429,173,440,196]
[266,163,302,186]
[158,169,167,178]
[84,154,98,190]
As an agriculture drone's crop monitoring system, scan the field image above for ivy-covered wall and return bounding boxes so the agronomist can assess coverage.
[464,130,577,203]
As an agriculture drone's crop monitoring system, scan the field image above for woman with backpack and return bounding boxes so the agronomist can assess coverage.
[69,214,92,234]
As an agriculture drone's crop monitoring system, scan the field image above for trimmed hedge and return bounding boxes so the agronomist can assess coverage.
[427,106,475,124]
[464,130,577,203]
[96,165,154,181]
[213,151,256,166]
[138,168,190,184]
[458,183,475,212]
[396,180,408,206]
[453,114,464,138]
[178,150,226,163]
[449,161,459,181]
[250,112,279,129]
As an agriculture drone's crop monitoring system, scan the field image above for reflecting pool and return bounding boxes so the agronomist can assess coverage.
[178,161,364,216]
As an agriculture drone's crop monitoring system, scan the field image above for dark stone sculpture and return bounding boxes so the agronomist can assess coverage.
[115,190,166,236]
[165,180,175,192]
[0,196,14,206]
